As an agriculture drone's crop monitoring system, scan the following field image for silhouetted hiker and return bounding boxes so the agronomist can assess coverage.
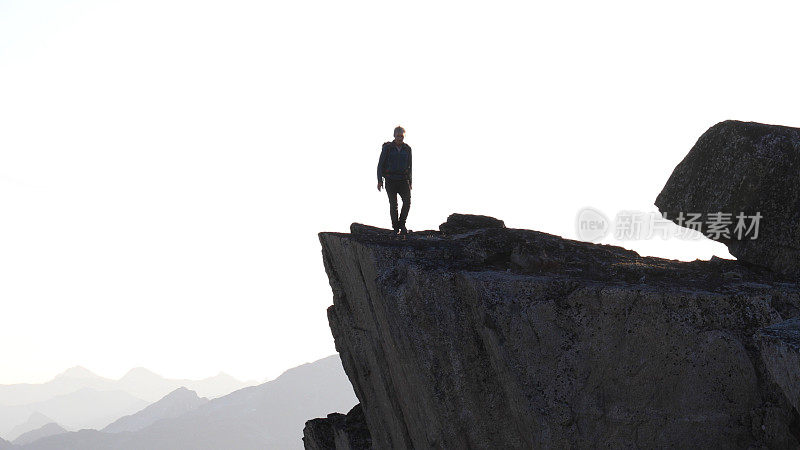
[377,126,412,235]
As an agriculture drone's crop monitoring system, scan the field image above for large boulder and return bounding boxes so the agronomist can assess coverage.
[315,215,800,448]
[655,120,800,277]
[438,213,505,234]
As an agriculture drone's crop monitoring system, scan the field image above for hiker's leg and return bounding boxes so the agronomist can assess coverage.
[398,180,411,228]
[385,180,400,230]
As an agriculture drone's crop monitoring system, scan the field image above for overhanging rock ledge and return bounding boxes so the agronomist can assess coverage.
[305,213,800,449]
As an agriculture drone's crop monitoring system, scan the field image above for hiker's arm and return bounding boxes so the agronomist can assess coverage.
[377,146,388,183]
[377,146,388,189]
[407,147,412,188]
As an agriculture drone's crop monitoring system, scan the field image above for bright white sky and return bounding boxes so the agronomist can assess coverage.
[1,0,799,384]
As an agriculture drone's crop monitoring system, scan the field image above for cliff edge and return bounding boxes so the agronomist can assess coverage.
[307,213,800,448]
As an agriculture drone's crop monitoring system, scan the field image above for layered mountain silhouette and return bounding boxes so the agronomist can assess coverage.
[0,365,255,440]
[115,368,249,402]
[0,366,252,406]
[5,414,52,443]
[9,355,354,449]
[102,387,208,433]
[11,424,66,446]
[0,388,146,439]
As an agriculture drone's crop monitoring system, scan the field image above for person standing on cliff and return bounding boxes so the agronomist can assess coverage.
[377,126,412,235]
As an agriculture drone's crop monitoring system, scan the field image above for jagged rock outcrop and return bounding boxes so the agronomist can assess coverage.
[438,213,505,235]
[303,404,371,450]
[316,214,800,448]
[656,120,800,277]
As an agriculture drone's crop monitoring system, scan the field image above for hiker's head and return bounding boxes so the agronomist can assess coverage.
[394,126,405,143]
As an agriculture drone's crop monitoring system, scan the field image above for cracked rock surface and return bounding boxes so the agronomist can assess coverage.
[315,214,800,449]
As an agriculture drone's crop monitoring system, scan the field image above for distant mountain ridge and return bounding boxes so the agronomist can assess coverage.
[102,387,208,433]
[55,367,97,380]
[0,366,254,440]
[16,355,356,450]
[0,366,253,406]
[6,414,52,443]
[0,388,147,439]
[12,423,66,446]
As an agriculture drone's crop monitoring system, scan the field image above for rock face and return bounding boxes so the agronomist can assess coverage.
[655,120,800,277]
[303,404,371,450]
[317,214,800,448]
[757,317,800,413]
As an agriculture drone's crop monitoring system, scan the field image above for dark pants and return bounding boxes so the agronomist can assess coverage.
[385,178,411,230]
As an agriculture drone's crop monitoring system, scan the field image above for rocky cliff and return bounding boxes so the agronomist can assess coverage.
[305,213,800,448]
[305,120,800,449]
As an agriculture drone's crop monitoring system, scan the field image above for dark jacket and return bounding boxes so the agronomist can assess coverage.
[377,141,412,183]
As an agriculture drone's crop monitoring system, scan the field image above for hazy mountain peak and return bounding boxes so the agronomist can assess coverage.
[12,422,67,446]
[54,366,99,380]
[163,386,201,399]
[120,367,160,381]
[102,387,208,433]
[209,372,236,381]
